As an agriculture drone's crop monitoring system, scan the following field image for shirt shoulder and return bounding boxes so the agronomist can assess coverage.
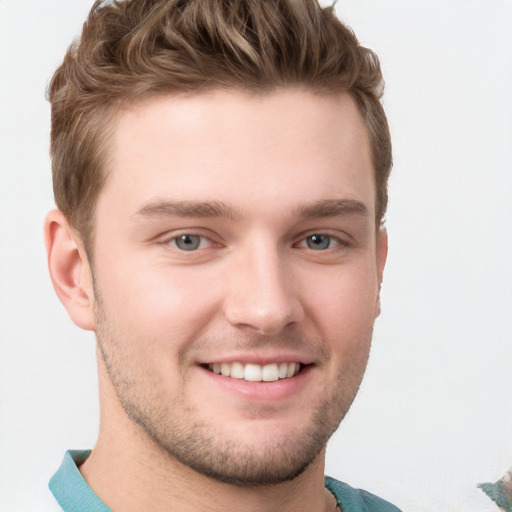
[325,476,403,512]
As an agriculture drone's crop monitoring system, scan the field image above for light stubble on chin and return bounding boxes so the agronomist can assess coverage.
[93,287,372,487]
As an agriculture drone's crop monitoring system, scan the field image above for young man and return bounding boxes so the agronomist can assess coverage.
[44,0,397,510]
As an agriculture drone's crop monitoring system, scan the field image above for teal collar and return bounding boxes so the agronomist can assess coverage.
[49,450,112,512]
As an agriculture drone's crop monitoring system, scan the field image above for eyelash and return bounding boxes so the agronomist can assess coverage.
[295,233,346,251]
[159,231,219,252]
[167,234,213,251]
[160,231,349,253]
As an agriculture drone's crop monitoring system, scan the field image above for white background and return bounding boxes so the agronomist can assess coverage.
[0,1,511,511]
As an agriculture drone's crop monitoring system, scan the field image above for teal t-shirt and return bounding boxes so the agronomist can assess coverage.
[50,450,402,512]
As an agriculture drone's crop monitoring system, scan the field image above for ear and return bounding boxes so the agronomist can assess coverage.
[374,227,388,317]
[44,209,95,331]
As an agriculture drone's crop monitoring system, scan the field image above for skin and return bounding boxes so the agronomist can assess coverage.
[45,88,387,512]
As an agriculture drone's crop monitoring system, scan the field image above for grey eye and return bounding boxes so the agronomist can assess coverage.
[306,234,331,250]
[174,235,202,251]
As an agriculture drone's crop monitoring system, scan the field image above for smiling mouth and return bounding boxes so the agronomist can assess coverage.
[204,362,305,382]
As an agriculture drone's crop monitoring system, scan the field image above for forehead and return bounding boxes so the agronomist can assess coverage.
[98,88,375,221]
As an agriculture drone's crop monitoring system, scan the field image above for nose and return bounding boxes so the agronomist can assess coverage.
[224,242,304,336]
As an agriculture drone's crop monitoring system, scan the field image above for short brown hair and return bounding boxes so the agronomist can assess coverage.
[48,0,392,249]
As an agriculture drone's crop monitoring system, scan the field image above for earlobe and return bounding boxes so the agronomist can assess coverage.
[44,209,95,331]
[375,227,388,317]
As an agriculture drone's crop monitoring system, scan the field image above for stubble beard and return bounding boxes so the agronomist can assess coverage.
[93,294,372,487]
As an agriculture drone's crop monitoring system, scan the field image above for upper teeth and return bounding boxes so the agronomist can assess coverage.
[208,362,301,382]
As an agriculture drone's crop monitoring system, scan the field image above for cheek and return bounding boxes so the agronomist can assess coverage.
[302,261,379,338]
[96,260,222,346]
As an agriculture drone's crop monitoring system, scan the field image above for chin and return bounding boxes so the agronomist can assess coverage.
[131,396,346,487]
[159,426,328,487]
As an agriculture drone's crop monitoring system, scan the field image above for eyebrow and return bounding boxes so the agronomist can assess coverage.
[135,200,243,221]
[134,198,368,222]
[294,199,369,220]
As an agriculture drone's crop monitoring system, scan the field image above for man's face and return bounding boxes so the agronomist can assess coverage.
[90,89,386,485]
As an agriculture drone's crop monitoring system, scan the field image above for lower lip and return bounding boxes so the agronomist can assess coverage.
[198,365,313,402]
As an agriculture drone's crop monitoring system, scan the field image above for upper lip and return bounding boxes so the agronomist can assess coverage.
[197,351,316,366]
